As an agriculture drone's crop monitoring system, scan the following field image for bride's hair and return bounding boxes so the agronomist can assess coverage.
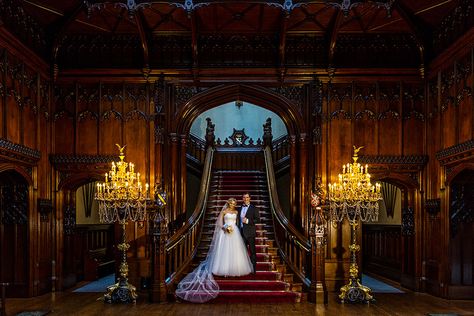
[226,197,237,206]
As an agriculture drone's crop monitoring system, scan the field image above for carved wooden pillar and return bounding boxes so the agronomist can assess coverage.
[150,214,168,303]
[180,134,187,219]
[169,133,179,225]
[289,135,297,225]
[308,205,328,304]
[154,126,164,189]
[299,133,308,233]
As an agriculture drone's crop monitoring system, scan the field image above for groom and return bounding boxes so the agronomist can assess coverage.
[238,192,260,274]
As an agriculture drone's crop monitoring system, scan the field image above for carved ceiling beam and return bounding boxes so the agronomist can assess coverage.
[50,2,85,81]
[393,1,428,79]
[278,11,289,81]
[327,10,344,71]
[135,11,151,77]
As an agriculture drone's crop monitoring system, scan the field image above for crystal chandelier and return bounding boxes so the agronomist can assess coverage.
[95,144,150,304]
[328,146,382,303]
[96,144,149,225]
[328,146,381,224]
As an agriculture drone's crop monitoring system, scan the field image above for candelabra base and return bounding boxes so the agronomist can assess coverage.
[339,278,375,304]
[104,278,138,304]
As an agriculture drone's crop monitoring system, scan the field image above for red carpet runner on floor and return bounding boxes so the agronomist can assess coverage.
[188,170,302,304]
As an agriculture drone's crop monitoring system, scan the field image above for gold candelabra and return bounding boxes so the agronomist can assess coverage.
[95,144,150,304]
[328,146,382,303]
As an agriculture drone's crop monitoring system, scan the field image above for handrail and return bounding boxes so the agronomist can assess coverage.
[263,146,311,287]
[165,146,215,284]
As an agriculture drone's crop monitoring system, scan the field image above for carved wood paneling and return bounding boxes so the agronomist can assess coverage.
[432,0,474,56]
[363,225,402,282]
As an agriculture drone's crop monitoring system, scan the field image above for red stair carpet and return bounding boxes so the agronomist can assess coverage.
[186,170,302,304]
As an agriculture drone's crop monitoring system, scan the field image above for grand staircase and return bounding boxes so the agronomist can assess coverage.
[191,170,302,303]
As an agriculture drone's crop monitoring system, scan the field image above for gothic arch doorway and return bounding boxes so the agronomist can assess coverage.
[175,84,305,136]
[448,168,474,299]
[362,177,418,290]
[0,169,30,297]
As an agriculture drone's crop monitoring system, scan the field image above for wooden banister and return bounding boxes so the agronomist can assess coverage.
[165,146,215,286]
[263,146,311,287]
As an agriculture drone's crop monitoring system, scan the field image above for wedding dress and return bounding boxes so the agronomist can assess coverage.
[208,212,253,276]
[175,206,253,303]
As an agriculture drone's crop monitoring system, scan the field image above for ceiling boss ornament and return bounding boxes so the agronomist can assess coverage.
[95,144,151,304]
[325,0,395,17]
[328,145,382,303]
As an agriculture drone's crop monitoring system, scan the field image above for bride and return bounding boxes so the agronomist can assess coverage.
[175,197,253,303]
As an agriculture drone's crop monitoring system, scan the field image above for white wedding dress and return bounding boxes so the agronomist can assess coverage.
[208,212,253,276]
[175,210,253,303]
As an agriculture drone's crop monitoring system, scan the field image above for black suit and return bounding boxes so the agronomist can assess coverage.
[237,204,260,273]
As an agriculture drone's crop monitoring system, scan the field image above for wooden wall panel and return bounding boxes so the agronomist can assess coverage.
[6,98,20,143]
[54,117,74,154]
[124,119,148,174]
[442,103,456,148]
[100,118,123,154]
[403,119,424,155]
[379,118,400,155]
[23,104,36,149]
[77,118,98,155]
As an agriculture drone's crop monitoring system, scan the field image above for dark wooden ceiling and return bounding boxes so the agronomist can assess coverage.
[0,0,471,74]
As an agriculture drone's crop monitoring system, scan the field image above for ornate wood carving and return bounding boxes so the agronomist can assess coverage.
[432,0,474,55]
[50,154,119,189]
[0,183,28,225]
[38,198,53,222]
[334,34,420,68]
[174,85,199,110]
[272,85,304,112]
[0,138,41,164]
[401,206,415,235]
[63,204,76,235]
[0,0,47,57]
[436,139,474,166]
[358,155,427,186]
[425,198,441,217]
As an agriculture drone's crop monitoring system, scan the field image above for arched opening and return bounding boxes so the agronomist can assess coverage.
[362,177,417,291]
[58,175,115,289]
[0,169,29,297]
[187,100,291,219]
[190,101,288,143]
[448,169,474,299]
[178,85,305,226]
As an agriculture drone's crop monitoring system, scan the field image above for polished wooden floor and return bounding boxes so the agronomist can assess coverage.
[4,290,474,316]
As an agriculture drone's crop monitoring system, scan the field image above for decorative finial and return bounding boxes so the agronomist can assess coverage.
[115,144,126,161]
[353,145,364,162]
[353,145,363,156]
[116,144,126,153]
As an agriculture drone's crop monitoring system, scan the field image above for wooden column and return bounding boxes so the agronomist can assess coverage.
[308,206,328,304]
[180,134,187,219]
[289,135,297,225]
[169,133,179,225]
[299,133,308,233]
[150,218,168,303]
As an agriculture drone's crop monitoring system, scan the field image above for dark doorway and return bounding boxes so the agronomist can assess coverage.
[0,170,29,297]
[449,169,474,299]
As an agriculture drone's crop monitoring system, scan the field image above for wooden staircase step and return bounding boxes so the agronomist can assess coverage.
[184,169,303,304]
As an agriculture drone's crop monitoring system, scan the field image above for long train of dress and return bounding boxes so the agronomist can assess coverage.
[175,212,252,302]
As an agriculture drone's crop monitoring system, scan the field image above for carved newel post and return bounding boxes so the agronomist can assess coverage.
[308,183,328,304]
[205,117,215,148]
[262,117,273,147]
[150,187,168,303]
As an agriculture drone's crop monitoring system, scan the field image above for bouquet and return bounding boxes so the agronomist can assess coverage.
[223,224,234,234]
